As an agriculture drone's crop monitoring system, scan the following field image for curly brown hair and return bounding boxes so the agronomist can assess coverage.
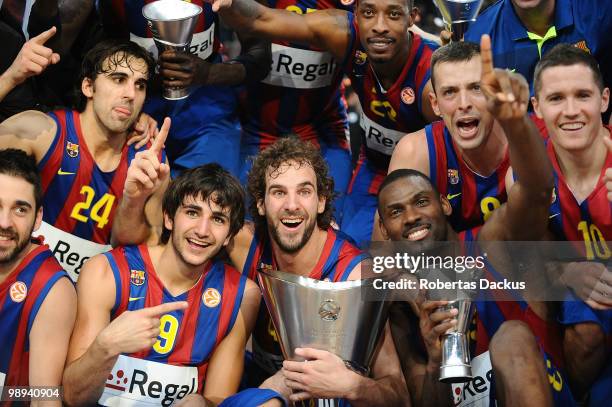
[247,138,335,233]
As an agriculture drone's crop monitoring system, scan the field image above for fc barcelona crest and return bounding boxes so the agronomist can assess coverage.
[447,169,460,185]
[130,269,146,286]
[66,142,79,158]
[354,50,367,65]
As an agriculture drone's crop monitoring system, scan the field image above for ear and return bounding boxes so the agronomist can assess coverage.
[408,6,419,25]
[33,206,43,232]
[317,195,326,214]
[163,212,173,233]
[257,199,265,217]
[440,194,452,216]
[222,235,231,247]
[82,77,94,98]
[378,211,390,240]
[429,90,441,117]
[601,87,610,113]
[531,96,543,118]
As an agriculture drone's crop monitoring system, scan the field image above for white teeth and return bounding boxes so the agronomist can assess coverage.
[282,218,303,224]
[407,228,429,241]
[187,238,209,247]
[560,122,584,130]
[0,236,12,241]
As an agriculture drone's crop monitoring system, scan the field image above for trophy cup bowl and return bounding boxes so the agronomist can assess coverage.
[433,0,484,42]
[438,299,475,383]
[257,269,394,375]
[142,0,202,100]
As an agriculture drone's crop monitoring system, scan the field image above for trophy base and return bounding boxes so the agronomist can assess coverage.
[439,364,473,383]
[163,88,191,100]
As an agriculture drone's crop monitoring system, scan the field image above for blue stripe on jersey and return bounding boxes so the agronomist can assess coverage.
[191,262,226,364]
[123,246,150,312]
[425,124,438,184]
[0,250,54,372]
[105,251,124,315]
[226,268,247,337]
[38,112,62,169]
[338,254,366,282]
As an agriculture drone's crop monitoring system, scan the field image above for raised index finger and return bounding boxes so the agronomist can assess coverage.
[142,300,188,316]
[480,34,494,78]
[32,26,57,45]
[150,117,171,153]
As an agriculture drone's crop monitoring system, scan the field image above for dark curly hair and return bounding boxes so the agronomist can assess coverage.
[247,138,335,234]
[74,39,155,112]
[161,164,245,245]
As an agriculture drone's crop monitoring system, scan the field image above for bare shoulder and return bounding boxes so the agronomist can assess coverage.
[389,128,429,174]
[76,252,116,309]
[0,110,56,160]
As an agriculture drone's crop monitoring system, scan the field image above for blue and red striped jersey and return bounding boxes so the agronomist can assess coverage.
[240,0,354,150]
[37,109,164,245]
[546,131,612,260]
[343,12,438,170]
[457,230,576,407]
[244,228,365,374]
[105,244,247,392]
[426,121,509,232]
[104,0,220,62]
[0,245,68,390]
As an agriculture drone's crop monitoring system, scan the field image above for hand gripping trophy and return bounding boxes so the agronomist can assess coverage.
[433,0,484,42]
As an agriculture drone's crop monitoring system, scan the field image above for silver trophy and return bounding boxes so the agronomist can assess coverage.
[438,299,475,383]
[433,0,484,42]
[142,0,202,100]
[257,269,393,375]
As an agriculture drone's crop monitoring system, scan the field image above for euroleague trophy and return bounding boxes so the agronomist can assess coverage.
[142,0,202,99]
[433,0,484,42]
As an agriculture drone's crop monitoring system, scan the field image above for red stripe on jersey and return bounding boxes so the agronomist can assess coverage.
[333,241,358,282]
[458,155,478,222]
[215,265,240,347]
[309,229,336,280]
[40,111,67,193]
[367,170,385,195]
[168,269,206,364]
[110,248,131,317]
[6,253,62,386]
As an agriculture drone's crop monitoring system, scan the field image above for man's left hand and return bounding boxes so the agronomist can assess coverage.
[159,50,211,88]
[282,347,359,402]
[127,112,158,149]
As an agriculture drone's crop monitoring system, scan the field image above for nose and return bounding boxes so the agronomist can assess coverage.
[563,97,579,117]
[0,209,12,229]
[282,191,300,212]
[458,89,472,111]
[373,13,388,34]
[402,206,422,228]
[194,216,211,238]
[123,81,137,100]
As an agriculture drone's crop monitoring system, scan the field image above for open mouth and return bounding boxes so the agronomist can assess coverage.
[456,117,480,139]
[187,238,211,249]
[403,225,431,241]
[559,122,585,131]
[280,217,304,230]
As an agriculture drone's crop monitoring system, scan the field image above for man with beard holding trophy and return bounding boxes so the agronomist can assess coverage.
[377,35,576,407]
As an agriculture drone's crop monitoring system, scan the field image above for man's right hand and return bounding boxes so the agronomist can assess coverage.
[561,262,612,310]
[123,117,171,202]
[419,299,458,368]
[96,301,188,356]
[3,26,60,86]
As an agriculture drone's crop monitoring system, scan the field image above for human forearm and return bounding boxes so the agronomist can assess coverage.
[502,115,553,202]
[0,71,19,102]
[346,373,409,407]
[218,0,267,37]
[63,338,119,406]
[418,362,452,407]
[111,196,151,246]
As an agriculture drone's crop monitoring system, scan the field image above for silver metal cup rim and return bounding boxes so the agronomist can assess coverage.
[142,0,203,22]
[258,268,400,290]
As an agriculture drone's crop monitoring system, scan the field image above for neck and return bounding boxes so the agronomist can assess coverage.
[552,127,609,199]
[79,107,126,160]
[460,122,509,176]
[270,227,328,276]
[513,0,555,36]
[370,32,412,90]
[154,243,207,296]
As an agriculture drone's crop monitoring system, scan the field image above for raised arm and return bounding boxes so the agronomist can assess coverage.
[478,35,553,241]
[0,109,57,161]
[111,118,171,246]
[214,0,351,60]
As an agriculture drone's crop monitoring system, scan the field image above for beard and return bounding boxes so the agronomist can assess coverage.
[0,224,35,265]
[268,216,317,254]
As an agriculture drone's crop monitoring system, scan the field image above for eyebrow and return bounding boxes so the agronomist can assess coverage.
[16,200,32,209]
[268,181,315,190]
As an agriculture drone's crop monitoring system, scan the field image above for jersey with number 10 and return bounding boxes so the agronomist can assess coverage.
[546,132,612,260]
[426,121,509,232]
[0,245,68,391]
